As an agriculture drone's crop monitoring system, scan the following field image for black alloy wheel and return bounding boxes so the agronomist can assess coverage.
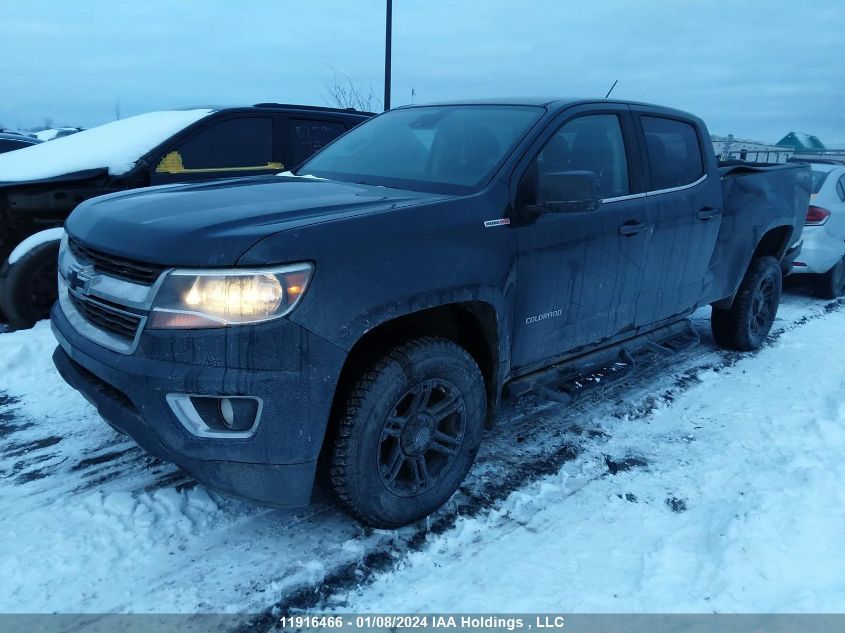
[377,378,466,497]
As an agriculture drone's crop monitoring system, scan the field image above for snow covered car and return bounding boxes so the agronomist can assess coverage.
[0,131,41,154]
[33,127,85,142]
[789,163,845,298]
[52,99,810,527]
[0,104,372,328]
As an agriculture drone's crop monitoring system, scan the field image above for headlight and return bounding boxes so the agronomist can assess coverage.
[148,263,313,329]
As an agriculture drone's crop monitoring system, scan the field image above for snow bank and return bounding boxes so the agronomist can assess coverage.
[0,110,212,183]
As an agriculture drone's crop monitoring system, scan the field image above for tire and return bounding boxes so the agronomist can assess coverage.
[329,337,486,528]
[813,256,845,300]
[0,240,60,330]
[711,255,782,352]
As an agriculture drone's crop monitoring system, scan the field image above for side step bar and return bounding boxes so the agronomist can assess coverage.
[504,318,700,402]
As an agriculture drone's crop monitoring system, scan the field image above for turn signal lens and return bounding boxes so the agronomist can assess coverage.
[148,264,313,329]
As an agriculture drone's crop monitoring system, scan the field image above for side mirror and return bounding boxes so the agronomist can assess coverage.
[522,170,603,221]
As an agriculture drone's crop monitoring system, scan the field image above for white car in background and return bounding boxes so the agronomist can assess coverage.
[790,163,845,298]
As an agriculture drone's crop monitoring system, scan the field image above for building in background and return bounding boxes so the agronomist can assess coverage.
[776,132,827,152]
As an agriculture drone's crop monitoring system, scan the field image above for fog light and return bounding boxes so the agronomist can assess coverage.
[213,397,259,432]
[220,398,235,427]
[166,394,262,438]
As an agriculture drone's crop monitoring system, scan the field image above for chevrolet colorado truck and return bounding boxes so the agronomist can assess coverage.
[0,103,371,329]
[51,99,810,527]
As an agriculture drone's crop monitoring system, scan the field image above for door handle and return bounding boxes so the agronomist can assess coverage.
[697,207,721,220]
[619,220,648,236]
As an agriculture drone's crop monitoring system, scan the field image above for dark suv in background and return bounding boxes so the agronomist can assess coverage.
[0,103,372,328]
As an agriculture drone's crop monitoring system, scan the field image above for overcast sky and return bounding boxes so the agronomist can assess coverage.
[3,0,843,144]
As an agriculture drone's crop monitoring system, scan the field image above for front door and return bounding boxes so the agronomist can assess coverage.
[511,107,650,370]
[149,115,281,185]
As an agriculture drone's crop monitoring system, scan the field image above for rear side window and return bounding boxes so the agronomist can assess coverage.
[537,114,630,198]
[837,176,845,202]
[290,119,347,165]
[641,116,704,190]
[169,117,274,169]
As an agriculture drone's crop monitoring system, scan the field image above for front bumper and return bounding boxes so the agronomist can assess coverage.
[51,302,347,507]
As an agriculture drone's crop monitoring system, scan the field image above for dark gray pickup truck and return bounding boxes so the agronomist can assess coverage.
[51,99,810,527]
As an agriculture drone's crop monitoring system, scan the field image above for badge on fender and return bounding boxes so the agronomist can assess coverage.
[484,218,511,228]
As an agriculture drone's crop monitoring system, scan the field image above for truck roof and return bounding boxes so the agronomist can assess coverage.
[393,98,697,119]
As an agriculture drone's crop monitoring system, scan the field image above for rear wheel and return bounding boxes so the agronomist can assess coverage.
[0,240,60,330]
[329,337,486,528]
[813,256,845,299]
[711,255,782,351]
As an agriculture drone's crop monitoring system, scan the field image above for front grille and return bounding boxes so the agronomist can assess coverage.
[70,293,142,340]
[69,238,163,285]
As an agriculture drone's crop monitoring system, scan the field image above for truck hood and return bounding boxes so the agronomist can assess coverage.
[65,175,448,265]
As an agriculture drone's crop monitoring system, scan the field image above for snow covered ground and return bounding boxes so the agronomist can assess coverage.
[0,288,843,616]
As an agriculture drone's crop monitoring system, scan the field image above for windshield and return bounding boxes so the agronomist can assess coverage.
[295,105,543,193]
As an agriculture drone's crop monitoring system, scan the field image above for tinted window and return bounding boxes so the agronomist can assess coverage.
[837,176,845,202]
[536,114,629,198]
[290,120,346,165]
[174,117,273,169]
[0,139,33,154]
[641,116,704,190]
[298,105,543,193]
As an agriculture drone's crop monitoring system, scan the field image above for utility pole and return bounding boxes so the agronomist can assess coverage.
[384,0,392,110]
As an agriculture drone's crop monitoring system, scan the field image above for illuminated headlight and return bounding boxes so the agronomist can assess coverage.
[148,263,313,329]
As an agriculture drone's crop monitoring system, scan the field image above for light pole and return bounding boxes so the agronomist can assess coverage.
[384,0,392,110]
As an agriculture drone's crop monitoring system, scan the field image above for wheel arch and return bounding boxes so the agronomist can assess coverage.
[752,225,793,261]
[712,225,793,310]
[316,301,501,498]
[326,301,502,440]
[5,226,65,267]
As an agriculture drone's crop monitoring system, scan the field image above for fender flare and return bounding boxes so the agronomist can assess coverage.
[6,227,65,267]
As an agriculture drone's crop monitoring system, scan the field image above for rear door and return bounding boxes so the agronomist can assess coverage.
[631,110,723,325]
[149,114,281,185]
[511,104,650,370]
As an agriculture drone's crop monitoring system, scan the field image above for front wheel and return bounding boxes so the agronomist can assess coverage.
[328,337,486,528]
[711,255,782,351]
[813,256,845,299]
[0,240,60,330]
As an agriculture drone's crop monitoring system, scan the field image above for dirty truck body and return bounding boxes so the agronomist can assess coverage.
[51,99,810,527]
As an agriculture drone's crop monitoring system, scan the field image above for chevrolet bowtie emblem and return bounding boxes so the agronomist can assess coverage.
[68,264,95,294]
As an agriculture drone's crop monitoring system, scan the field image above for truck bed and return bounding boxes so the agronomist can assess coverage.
[702,162,811,306]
